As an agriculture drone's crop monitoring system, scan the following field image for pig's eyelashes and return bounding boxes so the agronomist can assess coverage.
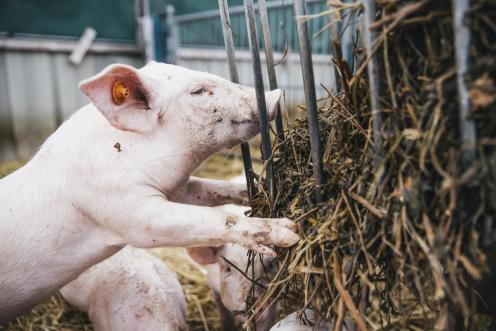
[191,87,211,96]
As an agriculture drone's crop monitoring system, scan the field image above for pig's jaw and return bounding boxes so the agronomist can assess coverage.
[221,119,261,149]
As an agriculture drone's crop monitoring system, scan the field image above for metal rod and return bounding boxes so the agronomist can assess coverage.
[136,0,155,63]
[452,0,476,167]
[244,0,275,207]
[218,0,255,200]
[328,2,340,91]
[340,1,355,70]
[0,38,140,55]
[165,5,179,64]
[177,0,325,23]
[294,0,325,203]
[362,0,384,167]
[258,0,285,141]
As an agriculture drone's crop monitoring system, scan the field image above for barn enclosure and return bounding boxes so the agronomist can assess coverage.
[0,0,495,330]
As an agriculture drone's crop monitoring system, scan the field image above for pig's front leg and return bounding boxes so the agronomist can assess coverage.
[174,176,248,206]
[119,198,298,256]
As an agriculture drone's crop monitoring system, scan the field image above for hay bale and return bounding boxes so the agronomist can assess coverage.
[246,1,496,329]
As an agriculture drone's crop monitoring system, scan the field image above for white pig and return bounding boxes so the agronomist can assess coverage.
[60,246,187,331]
[188,242,355,331]
[0,62,299,323]
[188,243,278,331]
[270,310,355,331]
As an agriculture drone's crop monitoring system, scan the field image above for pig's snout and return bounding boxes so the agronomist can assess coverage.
[264,89,282,121]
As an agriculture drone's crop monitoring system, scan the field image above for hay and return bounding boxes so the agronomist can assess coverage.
[0,161,24,178]
[246,0,496,330]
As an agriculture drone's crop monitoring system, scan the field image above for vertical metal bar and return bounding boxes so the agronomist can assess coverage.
[341,0,355,69]
[218,0,255,201]
[258,0,285,141]
[244,0,275,207]
[135,0,155,63]
[328,2,340,91]
[165,5,179,64]
[294,0,325,203]
[452,0,476,167]
[362,0,383,166]
[320,3,328,55]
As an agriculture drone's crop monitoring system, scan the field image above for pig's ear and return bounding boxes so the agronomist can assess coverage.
[265,89,282,121]
[79,64,160,135]
[187,247,220,265]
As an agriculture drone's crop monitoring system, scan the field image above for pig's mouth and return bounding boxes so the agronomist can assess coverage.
[230,119,256,126]
[232,309,247,316]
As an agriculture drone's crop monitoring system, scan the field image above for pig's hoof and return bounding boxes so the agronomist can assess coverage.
[265,218,300,247]
[277,218,298,231]
[271,227,300,247]
[233,216,300,250]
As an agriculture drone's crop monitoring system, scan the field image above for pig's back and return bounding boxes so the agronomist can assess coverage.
[85,247,187,331]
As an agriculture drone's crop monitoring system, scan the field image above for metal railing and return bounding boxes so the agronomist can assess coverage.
[176,0,331,54]
[214,0,329,208]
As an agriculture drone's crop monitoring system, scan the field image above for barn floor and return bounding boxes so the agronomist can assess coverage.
[0,148,258,331]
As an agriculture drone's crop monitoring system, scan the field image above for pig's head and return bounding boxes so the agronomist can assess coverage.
[79,62,281,157]
[188,244,278,328]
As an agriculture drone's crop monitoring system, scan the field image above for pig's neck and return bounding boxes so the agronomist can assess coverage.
[55,105,203,192]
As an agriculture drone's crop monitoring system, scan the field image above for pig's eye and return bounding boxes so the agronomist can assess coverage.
[191,87,210,96]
